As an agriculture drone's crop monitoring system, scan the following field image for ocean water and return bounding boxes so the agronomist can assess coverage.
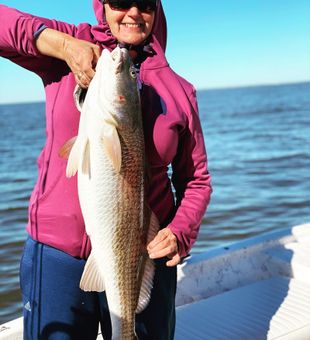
[0,82,309,323]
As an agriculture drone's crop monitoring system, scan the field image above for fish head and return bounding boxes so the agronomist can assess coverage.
[97,47,141,131]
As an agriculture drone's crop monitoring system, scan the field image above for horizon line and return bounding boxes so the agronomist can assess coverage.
[1,80,309,106]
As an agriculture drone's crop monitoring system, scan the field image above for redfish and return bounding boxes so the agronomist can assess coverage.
[62,47,158,340]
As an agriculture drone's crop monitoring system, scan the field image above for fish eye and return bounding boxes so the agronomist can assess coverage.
[129,66,136,79]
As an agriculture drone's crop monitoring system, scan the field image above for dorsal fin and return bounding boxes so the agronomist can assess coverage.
[136,211,160,313]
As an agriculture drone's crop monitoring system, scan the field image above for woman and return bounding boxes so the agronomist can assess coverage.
[0,1,212,339]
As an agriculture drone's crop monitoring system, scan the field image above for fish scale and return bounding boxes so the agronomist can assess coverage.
[113,131,145,337]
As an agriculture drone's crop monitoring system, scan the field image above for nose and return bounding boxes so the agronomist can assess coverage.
[126,5,141,17]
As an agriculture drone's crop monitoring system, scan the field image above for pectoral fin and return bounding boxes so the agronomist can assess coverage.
[65,136,89,178]
[80,251,105,292]
[59,137,77,159]
[81,138,90,177]
[101,125,122,172]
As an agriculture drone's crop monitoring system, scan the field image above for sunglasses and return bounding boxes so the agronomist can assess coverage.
[102,0,158,13]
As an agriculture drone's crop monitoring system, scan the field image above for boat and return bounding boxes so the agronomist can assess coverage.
[1,222,309,339]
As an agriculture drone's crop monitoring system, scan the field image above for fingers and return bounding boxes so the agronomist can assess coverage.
[149,244,177,260]
[147,228,171,250]
[74,71,91,88]
[82,54,97,81]
[92,45,101,66]
[166,254,181,267]
[63,37,101,88]
[73,50,97,88]
[147,227,181,267]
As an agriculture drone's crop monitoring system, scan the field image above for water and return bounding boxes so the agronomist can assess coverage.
[0,82,309,323]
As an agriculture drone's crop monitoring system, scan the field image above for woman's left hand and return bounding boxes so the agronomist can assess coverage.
[147,228,181,267]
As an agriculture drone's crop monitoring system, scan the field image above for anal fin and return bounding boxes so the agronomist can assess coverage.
[80,251,105,292]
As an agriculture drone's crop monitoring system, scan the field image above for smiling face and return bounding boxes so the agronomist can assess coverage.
[104,4,155,45]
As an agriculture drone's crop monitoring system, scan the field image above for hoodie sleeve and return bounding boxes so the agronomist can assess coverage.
[168,89,212,257]
[0,5,77,75]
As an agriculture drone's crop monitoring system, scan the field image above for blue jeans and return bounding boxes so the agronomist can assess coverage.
[20,237,177,340]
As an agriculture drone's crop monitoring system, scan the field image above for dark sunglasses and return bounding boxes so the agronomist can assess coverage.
[102,0,158,13]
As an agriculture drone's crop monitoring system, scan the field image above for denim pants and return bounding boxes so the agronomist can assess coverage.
[20,237,177,340]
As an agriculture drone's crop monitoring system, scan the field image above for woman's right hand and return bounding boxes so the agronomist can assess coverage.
[62,36,101,88]
[36,28,101,88]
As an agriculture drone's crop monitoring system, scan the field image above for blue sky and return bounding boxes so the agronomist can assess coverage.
[0,0,309,103]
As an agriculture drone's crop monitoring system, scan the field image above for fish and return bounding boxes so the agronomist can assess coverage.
[62,47,159,340]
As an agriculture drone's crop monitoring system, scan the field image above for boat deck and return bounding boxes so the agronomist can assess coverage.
[176,276,310,339]
[175,223,310,339]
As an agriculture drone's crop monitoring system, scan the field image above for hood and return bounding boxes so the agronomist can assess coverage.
[91,0,167,53]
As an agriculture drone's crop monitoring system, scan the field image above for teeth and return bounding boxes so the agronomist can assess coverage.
[125,23,141,28]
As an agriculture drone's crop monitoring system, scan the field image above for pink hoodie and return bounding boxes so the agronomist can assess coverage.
[0,1,212,258]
